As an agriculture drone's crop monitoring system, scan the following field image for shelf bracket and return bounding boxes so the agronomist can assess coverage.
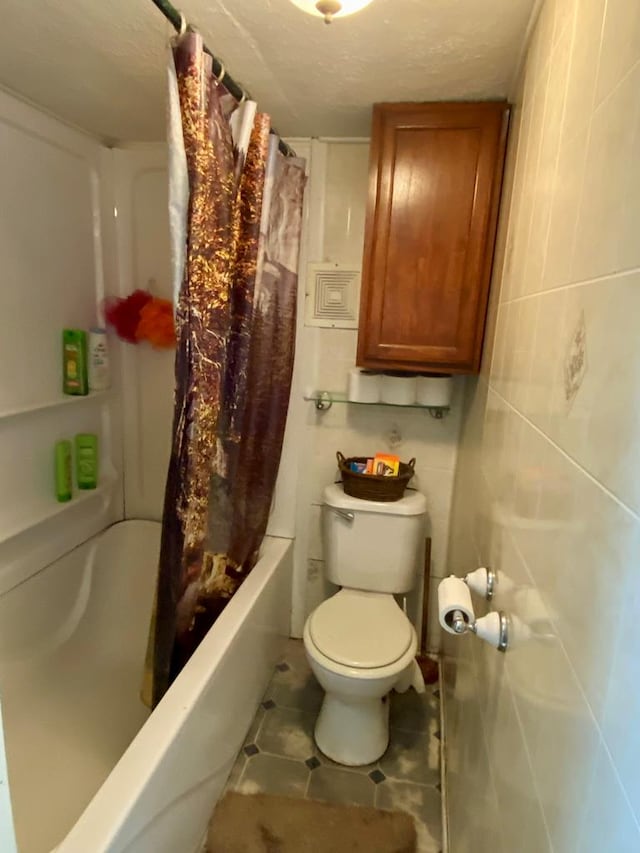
[315,391,333,411]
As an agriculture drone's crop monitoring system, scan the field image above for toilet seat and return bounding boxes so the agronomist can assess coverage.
[308,589,413,669]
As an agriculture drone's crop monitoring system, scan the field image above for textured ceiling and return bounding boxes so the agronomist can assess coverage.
[0,0,535,142]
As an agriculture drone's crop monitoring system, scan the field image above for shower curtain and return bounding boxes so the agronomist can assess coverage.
[146,31,306,708]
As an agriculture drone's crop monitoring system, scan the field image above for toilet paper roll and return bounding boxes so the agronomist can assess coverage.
[347,368,381,403]
[380,373,417,405]
[438,576,475,634]
[416,375,453,407]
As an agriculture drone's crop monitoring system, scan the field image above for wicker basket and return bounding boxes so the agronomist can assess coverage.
[336,451,416,502]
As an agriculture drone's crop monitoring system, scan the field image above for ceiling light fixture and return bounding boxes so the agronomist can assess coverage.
[289,0,375,24]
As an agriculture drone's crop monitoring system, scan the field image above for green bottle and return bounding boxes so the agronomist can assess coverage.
[75,433,98,489]
[62,329,88,395]
[54,440,72,502]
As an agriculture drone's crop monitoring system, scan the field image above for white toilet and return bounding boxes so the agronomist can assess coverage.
[303,484,428,766]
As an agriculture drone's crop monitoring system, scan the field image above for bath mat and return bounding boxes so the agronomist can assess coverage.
[207,792,417,853]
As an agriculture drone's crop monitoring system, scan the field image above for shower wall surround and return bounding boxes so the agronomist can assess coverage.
[110,145,174,520]
[0,90,123,596]
[444,0,640,850]
[0,90,124,851]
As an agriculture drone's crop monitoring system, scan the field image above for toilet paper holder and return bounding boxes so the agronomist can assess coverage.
[464,566,496,601]
[448,608,509,652]
[439,571,510,652]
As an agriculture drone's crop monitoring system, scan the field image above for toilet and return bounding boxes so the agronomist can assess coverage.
[303,484,428,766]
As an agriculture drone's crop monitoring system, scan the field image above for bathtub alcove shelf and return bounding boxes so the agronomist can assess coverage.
[0,389,112,422]
[0,475,117,546]
[304,390,451,419]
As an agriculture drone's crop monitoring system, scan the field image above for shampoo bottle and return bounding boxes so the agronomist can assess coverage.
[75,433,98,489]
[54,440,72,502]
[62,329,88,395]
[88,328,111,392]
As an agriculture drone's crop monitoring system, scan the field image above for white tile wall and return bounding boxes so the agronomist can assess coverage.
[444,0,640,849]
[291,142,463,649]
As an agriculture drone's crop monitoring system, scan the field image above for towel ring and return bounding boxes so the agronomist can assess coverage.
[215,61,226,83]
[178,12,187,37]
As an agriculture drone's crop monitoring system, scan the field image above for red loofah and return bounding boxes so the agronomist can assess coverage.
[104,290,152,343]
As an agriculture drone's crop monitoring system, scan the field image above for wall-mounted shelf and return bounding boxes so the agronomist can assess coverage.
[304,390,451,419]
[0,390,113,423]
[0,476,117,546]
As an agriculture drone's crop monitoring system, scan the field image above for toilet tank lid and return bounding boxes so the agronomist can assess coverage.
[323,484,427,516]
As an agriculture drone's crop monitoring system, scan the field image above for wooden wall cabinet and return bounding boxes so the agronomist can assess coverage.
[357,102,509,374]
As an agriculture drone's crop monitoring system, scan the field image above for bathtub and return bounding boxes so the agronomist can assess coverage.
[0,520,293,853]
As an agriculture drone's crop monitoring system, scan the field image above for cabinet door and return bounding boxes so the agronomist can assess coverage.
[357,102,508,374]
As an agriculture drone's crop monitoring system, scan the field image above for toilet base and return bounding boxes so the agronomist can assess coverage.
[314,691,390,766]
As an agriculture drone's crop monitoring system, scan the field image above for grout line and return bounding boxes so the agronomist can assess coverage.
[499,263,640,306]
[487,381,640,524]
[234,756,248,791]
[251,707,268,743]
[560,3,603,291]
[303,765,312,799]
[437,659,449,853]
[256,749,308,762]
[593,735,640,837]
[591,50,640,116]
[533,3,578,298]
[515,23,554,303]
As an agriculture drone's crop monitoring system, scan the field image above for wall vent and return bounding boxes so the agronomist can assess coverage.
[305,263,361,329]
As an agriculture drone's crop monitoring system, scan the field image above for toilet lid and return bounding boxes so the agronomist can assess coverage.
[309,589,413,669]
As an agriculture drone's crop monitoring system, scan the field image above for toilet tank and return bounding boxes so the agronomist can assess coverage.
[322,484,428,594]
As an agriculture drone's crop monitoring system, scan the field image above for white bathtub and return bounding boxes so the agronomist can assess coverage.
[0,520,293,853]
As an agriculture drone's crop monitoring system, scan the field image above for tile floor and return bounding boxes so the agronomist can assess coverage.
[225,639,442,852]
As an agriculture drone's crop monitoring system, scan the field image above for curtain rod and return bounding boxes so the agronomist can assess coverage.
[149,0,294,157]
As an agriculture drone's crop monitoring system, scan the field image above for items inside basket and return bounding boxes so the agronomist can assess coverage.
[336,451,416,502]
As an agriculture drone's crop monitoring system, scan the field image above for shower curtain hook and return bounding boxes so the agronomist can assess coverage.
[215,61,226,83]
[178,12,187,37]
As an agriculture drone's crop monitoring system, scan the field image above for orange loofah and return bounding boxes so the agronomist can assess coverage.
[136,297,176,349]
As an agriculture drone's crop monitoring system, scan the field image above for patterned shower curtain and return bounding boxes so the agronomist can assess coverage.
[146,31,306,708]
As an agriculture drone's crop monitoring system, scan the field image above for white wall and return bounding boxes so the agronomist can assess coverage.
[444,0,640,850]
[290,141,463,647]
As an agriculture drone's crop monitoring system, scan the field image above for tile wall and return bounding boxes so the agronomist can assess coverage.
[292,142,463,649]
[443,0,640,850]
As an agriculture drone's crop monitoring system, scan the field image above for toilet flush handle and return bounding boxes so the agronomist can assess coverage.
[330,508,355,522]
